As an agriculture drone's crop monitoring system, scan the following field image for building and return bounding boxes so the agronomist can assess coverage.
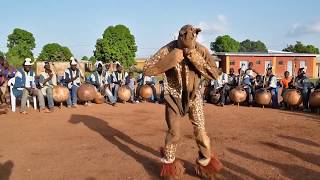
[216,52,319,78]
[135,58,147,70]
[316,56,320,78]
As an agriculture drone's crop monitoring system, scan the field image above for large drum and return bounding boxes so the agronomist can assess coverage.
[118,86,131,102]
[77,83,96,102]
[283,89,302,106]
[229,87,247,104]
[255,88,272,106]
[53,85,69,102]
[309,90,320,108]
[94,92,105,104]
[140,85,153,99]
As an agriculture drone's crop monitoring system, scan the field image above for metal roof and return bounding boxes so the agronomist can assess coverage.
[215,52,319,57]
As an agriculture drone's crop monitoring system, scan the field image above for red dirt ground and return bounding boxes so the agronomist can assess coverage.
[0,103,319,180]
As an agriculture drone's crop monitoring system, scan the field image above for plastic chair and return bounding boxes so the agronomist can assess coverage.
[8,78,37,112]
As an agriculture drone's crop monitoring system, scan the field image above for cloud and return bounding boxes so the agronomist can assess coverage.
[288,19,320,37]
[196,15,229,49]
[198,15,228,34]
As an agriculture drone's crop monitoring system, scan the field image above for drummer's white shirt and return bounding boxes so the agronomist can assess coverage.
[90,72,104,85]
[64,69,83,88]
[15,70,35,89]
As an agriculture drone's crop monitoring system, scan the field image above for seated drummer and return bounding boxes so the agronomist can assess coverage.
[254,75,264,90]
[0,58,16,104]
[135,72,144,101]
[135,72,157,103]
[209,68,227,103]
[39,61,57,112]
[125,72,136,103]
[63,57,83,108]
[243,71,254,106]
[265,67,279,108]
[145,75,157,103]
[13,58,50,114]
[218,68,236,106]
[289,68,312,112]
[111,63,127,101]
[90,61,116,106]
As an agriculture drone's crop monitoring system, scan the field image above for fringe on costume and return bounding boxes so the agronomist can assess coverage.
[160,147,185,180]
[195,154,223,179]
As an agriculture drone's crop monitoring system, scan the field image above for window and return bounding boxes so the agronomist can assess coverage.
[278,61,283,65]
[256,60,260,64]
[265,60,272,70]
[300,60,307,72]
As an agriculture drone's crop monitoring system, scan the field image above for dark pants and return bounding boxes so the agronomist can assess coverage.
[301,88,311,109]
[220,84,232,104]
[244,85,253,104]
[150,85,157,102]
[270,88,279,108]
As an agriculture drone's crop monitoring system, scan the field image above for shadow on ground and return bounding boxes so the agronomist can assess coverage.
[227,147,320,180]
[0,160,14,180]
[69,114,198,179]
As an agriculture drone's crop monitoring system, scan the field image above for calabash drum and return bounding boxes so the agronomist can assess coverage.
[118,85,131,102]
[283,89,302,106]
[94,92,105,104]
[255,88,272,106]
[53,85,69,102]
[77,83,96,102]
[309,90,320,108]
[140,85,153,99]
[229,87,247,103]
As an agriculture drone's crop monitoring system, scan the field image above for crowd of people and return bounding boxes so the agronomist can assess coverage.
[0,55,319,114]
[205,62,320,112]
[0,56,162,114]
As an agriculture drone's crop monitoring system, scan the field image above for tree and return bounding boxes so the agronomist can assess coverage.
[239,39,267,52]
[283,41,319,54]
[0,51,4,58]
[89,56,96,62]
[6,28,36,67]
[81,56,89,61]
[210,35,240,52]
[38,43,73,62]
[94,24,137,68]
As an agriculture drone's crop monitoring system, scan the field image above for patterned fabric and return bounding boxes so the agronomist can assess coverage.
[144,37,218,164]
[144,40,218,104]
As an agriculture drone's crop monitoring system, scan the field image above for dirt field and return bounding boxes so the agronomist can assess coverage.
[0,103,319,180]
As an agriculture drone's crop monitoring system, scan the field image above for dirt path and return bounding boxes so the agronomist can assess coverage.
[0,103,319,180]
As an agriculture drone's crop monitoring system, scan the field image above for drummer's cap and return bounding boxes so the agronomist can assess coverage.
[298,67,305,73]
[70,57,77,65]
[23,58,33,66]
[43,61,50,66]
[95,61,103,68]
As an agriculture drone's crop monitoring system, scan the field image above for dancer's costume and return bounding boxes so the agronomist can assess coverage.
[143,25,223,179]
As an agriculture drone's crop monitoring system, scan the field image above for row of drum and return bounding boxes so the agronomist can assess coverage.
[220,87,320,108]
[52,84,154,104]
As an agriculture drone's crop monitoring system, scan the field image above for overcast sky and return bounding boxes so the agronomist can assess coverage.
[1,0,319,58]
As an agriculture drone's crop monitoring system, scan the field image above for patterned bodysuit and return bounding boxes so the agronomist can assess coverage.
[143,40,219,165]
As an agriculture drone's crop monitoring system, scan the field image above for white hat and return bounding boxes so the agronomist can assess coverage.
[70,57,77,65]
[95,61,103,68]
[24,58,33,66]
